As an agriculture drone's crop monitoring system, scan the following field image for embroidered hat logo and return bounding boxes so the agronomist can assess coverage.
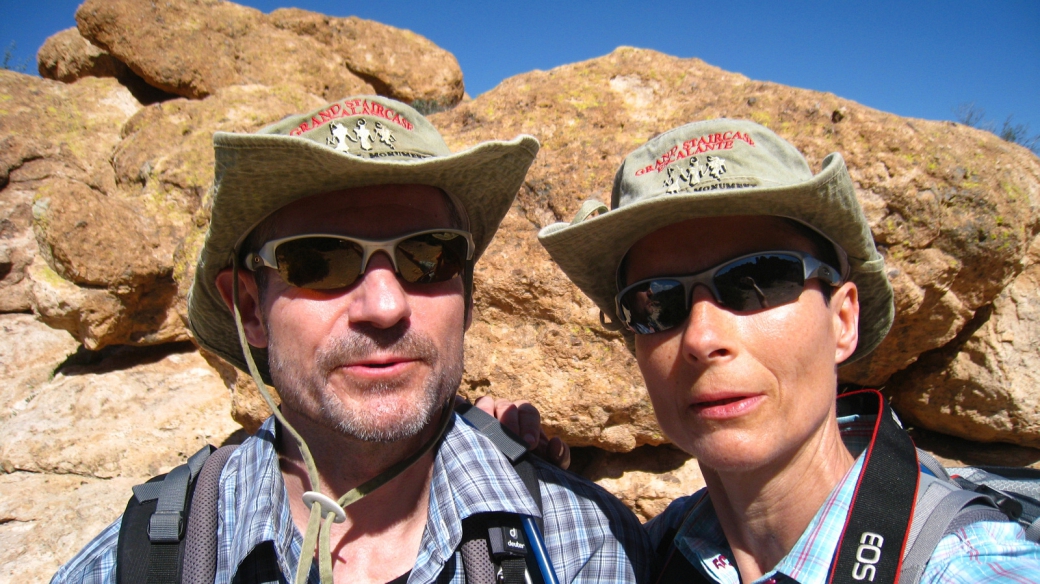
[327,119,397,154]
[634,130,755,176]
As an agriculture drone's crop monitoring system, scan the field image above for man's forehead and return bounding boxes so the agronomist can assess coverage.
[268,185,455,237]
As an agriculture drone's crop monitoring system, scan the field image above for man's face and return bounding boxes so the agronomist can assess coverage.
[253,185,467,443]
[626,216,859,473]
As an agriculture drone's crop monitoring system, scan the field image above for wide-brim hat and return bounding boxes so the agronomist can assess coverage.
[538,119,892,364]
[188,95,539,380]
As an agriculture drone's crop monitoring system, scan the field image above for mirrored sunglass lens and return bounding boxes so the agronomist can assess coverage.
[714,254,804,311]
[620,279,688,333]
[275,238,363,289]
[394,232,467,284]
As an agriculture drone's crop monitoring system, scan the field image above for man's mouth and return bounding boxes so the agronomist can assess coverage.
[339,356,419,378]
[360,361,398,369]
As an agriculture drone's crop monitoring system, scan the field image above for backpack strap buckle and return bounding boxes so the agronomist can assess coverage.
[487,524,528,559]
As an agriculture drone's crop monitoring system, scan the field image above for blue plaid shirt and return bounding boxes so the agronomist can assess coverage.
[52,414,652,583]
[645,415,1040,583]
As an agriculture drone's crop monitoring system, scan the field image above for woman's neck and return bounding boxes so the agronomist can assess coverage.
[700,415,855,581]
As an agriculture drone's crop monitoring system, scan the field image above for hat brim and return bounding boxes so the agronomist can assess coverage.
[538,153,893,365]
[189,132,539,380]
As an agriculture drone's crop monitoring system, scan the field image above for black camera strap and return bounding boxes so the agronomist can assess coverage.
[828,389,920,584]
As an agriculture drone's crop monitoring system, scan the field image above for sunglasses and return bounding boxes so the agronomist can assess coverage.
[244,229,474,290]
[615,251,843,334]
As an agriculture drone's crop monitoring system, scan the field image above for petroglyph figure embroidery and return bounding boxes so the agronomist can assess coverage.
[681,158,704,186]
[375,122,396,149]
[663,155,729,192]
[347,119,375,150]
[664,167,680,194]
[327,122,351,152]
[705,155,727,180]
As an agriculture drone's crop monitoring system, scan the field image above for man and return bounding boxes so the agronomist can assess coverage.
[53,95,651,584]
[538,119,1040,583]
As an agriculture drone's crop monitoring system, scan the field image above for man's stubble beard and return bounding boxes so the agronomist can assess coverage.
[267,322,464,443]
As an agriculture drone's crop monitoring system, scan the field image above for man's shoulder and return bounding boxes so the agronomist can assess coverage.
[530,456,637,521]
[529,458,653,582]
[447,418,652,581]
[50,517,121,584]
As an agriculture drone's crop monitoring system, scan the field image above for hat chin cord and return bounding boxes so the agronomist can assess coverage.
[230,257,454,584]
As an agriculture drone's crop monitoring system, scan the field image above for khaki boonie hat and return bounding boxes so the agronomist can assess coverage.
[188,95,539,380]
[538,119,893,364]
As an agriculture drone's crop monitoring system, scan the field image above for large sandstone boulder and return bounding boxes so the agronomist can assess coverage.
[0,343,240,478]
[0,171,37,313]
[15,42,1040,449]
[0,70,141,315]
[37,27,129,82]
[37,27,178,105]
[575,445,705,521]
[0,314,79,425]
[267,8,465,109]
[0,316,239,580]
[0,473,140,582]
[889,233,1040,446]
[26,83,324,349]
[430,47,1040,449]
[74,0,463,107]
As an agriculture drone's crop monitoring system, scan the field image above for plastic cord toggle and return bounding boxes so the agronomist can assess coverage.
[302,491,347,523]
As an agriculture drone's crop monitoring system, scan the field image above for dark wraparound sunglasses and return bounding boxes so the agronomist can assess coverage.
[244,229,474,290]
[616,251,843,334]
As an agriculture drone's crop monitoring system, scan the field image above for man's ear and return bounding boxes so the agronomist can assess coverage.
[214,267,269,348]
[832,281,859,364]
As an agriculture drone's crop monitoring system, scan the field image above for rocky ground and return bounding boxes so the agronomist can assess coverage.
[2,0,1040,580]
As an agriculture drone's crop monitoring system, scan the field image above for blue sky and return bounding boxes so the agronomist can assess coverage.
[2,0,1038,145]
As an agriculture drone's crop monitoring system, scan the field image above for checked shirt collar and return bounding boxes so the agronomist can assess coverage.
[218,413,541,584]
[670,415,875,584]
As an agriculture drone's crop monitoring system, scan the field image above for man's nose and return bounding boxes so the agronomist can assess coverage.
[680,285,736,365]
[346,251,411,329]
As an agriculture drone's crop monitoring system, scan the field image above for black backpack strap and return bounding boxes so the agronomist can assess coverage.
[183,445,238,584]
[117,445,214,584]
[456,403,549,583]
[457,403,543,514]
[457,402,529,464]
[459,512,532,584]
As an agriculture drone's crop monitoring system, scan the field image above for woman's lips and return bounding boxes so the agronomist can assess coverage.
[690,394,765,420]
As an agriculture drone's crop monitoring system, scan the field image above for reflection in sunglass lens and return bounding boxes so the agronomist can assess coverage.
[395,232,468,284]
[275,238,364,289]
[272,232,469,290]
[618,253,815,333]
[619,279,688,334]
[714,254,804,311]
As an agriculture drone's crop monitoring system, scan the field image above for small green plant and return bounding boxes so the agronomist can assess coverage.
[410,98,454,116]
[2,41,31,73]
[998,116,1039,152]
[954,102,1039,155]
